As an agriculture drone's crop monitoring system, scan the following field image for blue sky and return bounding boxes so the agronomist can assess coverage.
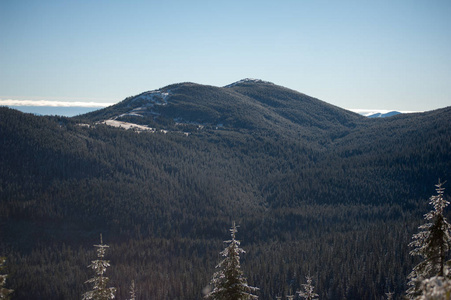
[1,0,450,111]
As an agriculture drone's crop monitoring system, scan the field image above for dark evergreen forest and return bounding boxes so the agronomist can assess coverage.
[0,81,450,299]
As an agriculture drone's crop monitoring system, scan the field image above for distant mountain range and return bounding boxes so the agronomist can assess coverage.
[367,111,401,118]
[0,79,450,299]
[349,109,411,118]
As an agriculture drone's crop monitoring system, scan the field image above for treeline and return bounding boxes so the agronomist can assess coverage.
[3,203,423,299]
[4,202,447,299]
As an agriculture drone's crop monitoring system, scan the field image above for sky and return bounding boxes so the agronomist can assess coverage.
[1,0,450,112]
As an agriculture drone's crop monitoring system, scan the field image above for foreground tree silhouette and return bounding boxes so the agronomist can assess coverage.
[83,234,116,300]
[205,222,259,300]
[407,180,451,299]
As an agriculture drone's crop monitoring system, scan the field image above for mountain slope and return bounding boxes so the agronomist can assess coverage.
[81,79,364,142]
[0,80,450,299]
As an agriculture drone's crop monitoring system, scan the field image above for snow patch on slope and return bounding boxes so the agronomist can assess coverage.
[99,119,191,136]
[118,89,172,118]
[101,120,156,132]
[130,90,170,107]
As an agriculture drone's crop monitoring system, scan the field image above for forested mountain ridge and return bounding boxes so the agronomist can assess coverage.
[0,80,450,299]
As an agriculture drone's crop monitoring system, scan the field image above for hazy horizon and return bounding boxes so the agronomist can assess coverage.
[2,103,423,118]
[2,1,451,112]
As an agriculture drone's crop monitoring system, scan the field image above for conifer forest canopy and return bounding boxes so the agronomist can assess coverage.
[0,80,450,299]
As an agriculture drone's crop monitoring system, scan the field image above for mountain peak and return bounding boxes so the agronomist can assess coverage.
[81,78,364,136]
[224,78,273,88]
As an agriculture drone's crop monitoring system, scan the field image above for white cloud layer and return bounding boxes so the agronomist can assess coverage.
[0,99,115,107]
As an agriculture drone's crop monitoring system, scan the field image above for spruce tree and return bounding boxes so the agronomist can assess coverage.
[205,222,259,300]
[0,258,13,299]
[417,276,451,300]
[128,280,136,300]
[297,276,319,300]
[385,291,394,300]
[407,180,451,299]
[83,234,116,300]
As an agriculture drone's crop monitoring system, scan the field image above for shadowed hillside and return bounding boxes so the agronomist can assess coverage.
[0,80,450,299]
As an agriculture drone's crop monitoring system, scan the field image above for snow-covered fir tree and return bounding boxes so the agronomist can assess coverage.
[385,290,394,300]
[205,222,259,300]
[128,280,136,300]
[407,180,451,299]
[297,276,319,300]
[417,276,451,300]
[0,258,13,300]
[83,234,116,300]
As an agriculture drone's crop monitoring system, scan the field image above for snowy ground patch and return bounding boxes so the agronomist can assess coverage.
[100,120,156,132]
